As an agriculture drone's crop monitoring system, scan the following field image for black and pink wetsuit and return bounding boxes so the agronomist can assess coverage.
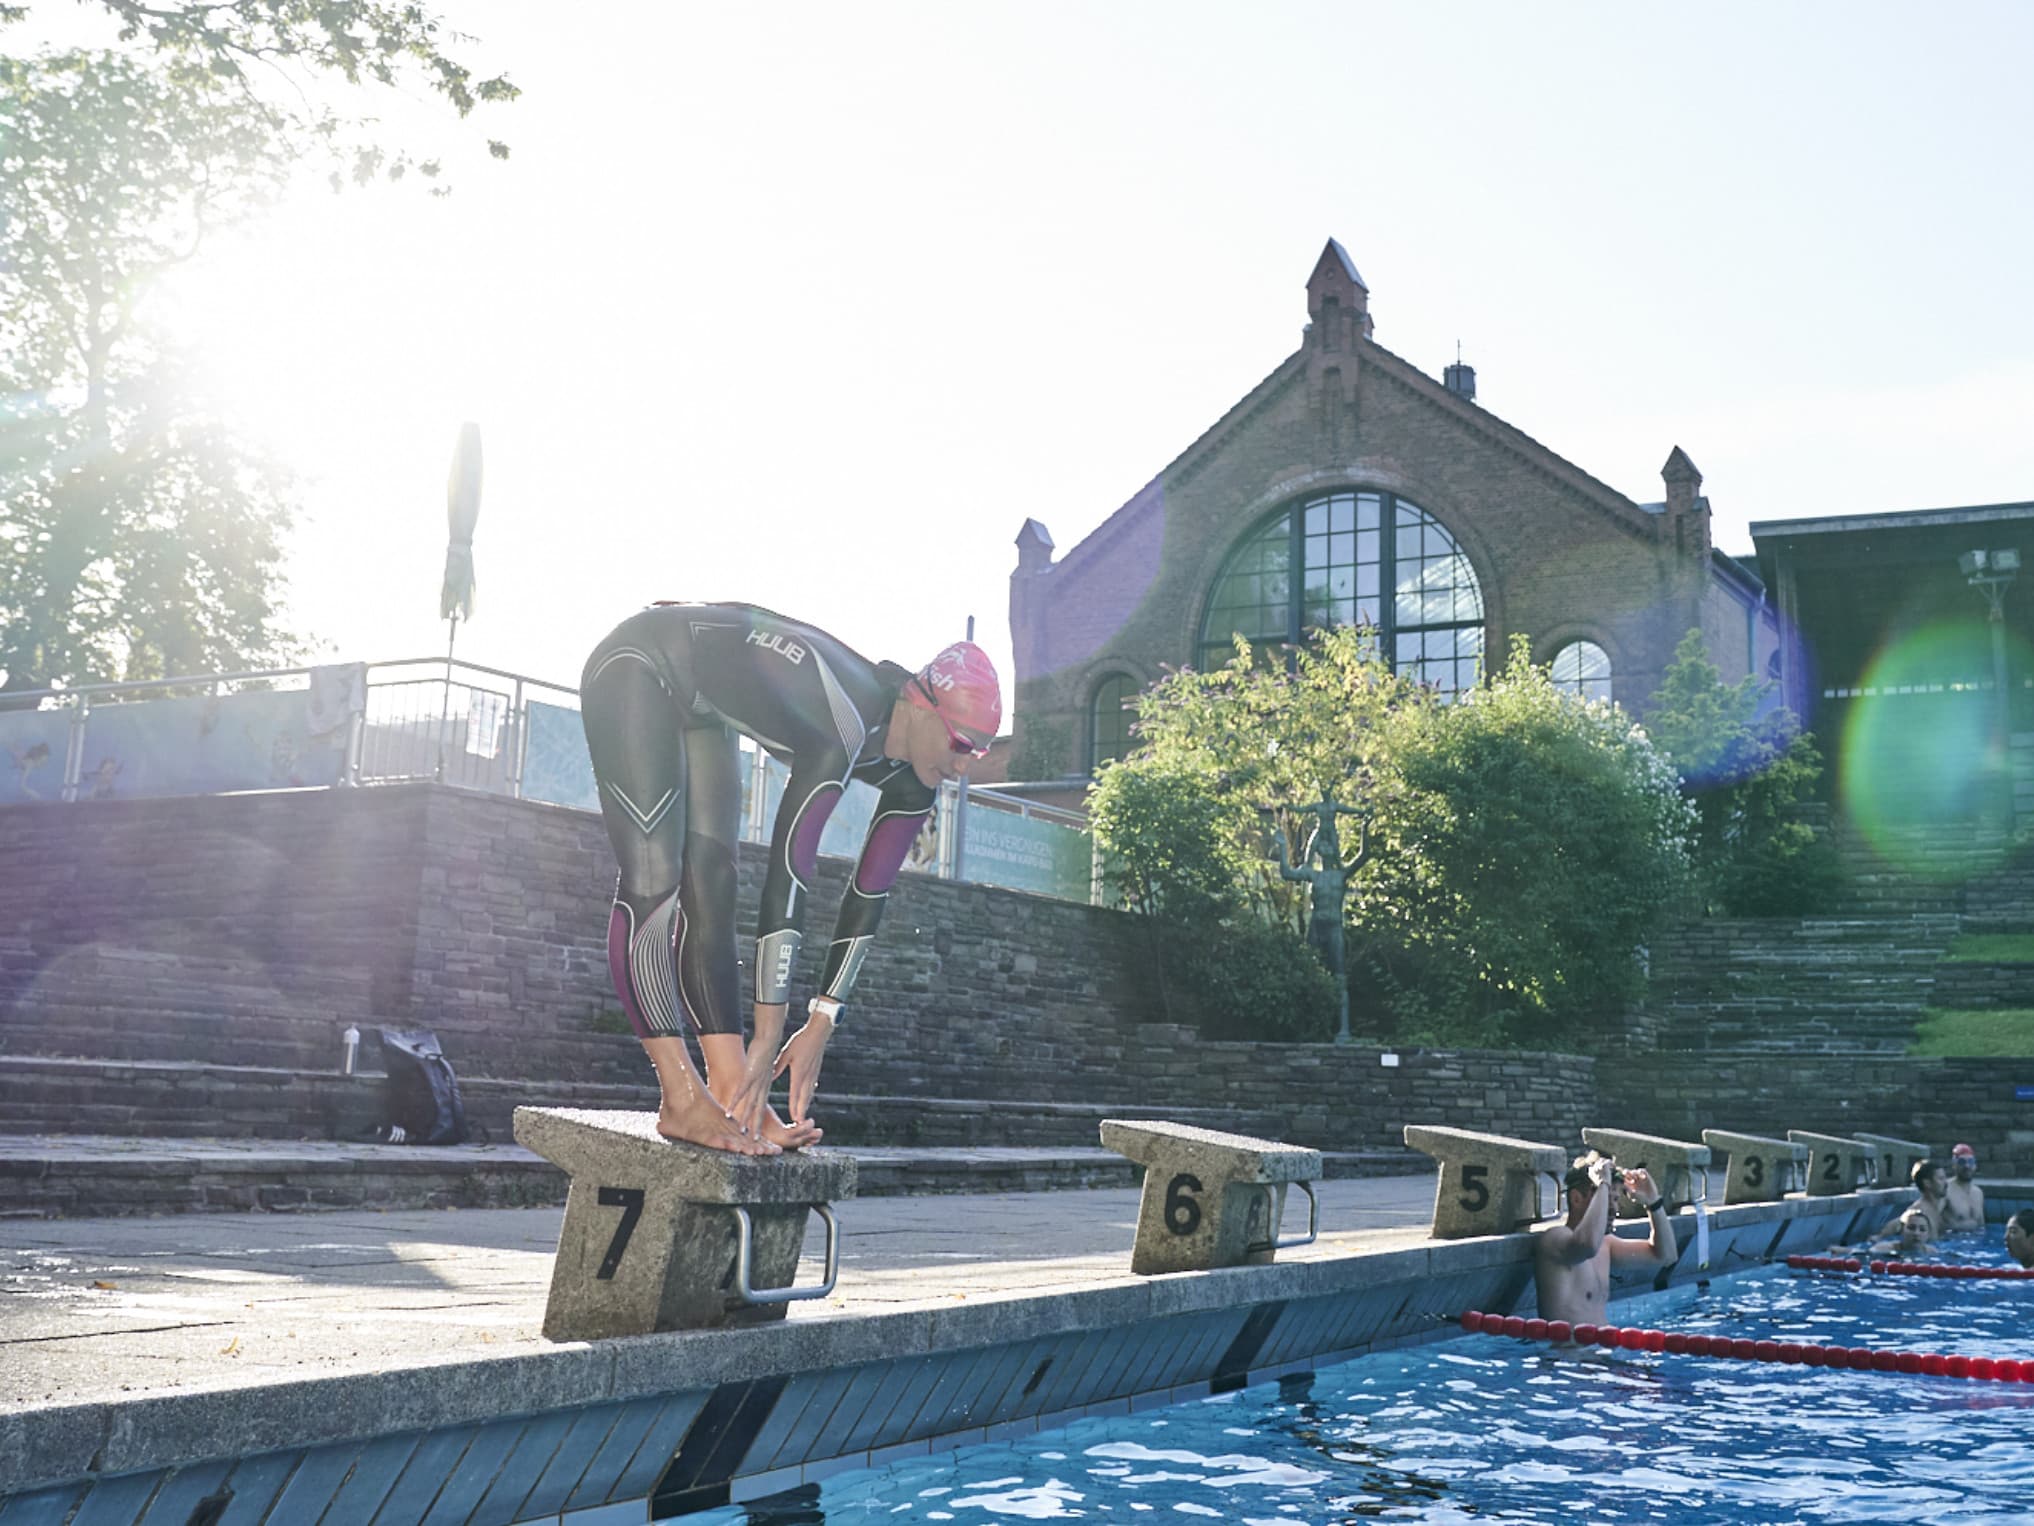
[579,602,935,1039]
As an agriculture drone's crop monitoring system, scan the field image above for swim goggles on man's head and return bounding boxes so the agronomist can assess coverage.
[911,674,993,757]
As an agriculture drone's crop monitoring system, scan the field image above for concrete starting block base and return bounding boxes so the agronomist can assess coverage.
[1788,1129,1878,1194]
[1702,1128,1807,1204]
[1404,1125,1565,1238]
[1854,1131,1932,1188]
[1099,1120,1320,1275]
[514,1107,855,1340]
[1579,1127,1712,1216]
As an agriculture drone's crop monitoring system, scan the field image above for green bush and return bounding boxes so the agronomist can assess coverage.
[1371,636,1695,1040]
[1158,918,1341,1042]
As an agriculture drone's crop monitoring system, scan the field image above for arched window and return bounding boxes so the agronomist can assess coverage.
[1197,490,1484,696]
[1551,639,1613,703]
[1090,674,1137,771]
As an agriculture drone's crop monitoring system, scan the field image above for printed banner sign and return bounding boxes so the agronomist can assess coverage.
[76,689,346,799]
[521,700,599,812]
[0,709,71,804]
[958,801,1093,900]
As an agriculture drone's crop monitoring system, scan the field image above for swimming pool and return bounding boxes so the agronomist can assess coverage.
[700,1237,2034,1525]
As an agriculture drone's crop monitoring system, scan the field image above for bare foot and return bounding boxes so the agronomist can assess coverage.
[656,1092,778,1155]
[757,1104,822,1151]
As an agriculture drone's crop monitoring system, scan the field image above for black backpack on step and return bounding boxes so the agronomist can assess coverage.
[375,1028,470,1145]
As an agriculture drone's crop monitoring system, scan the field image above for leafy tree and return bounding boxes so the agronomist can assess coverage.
[0,50,300,693]
[1645,629,1839,916]
[1090,628,1695,1047]
[1089,759,1341,1041]
[2,1,518,183]
[1114,627,1427,926]
[1375,636,1695,1043]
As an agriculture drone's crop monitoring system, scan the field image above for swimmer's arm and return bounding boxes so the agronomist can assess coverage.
[1605,1169,1676,1267]
[816,795,932,1007]
[1543,1178,1614,1263]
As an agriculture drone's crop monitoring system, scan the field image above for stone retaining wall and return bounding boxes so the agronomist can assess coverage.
[1598,1053,2034,1167]
[6,787,2032,1166]
[0,788,1597,1151]
[1929,962,2034,1009]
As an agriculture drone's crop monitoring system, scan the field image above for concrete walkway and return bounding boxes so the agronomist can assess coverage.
[0,1174,1440,1414]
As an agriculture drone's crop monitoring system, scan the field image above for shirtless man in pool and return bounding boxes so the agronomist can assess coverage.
[1534,1153,1678,1326]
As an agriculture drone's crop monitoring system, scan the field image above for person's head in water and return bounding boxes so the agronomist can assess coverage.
[1563,1151,1621,1224]
[2007,1209,2034,1269]
[1912,1159,1946,1202]
[1952,1143,1978,1183]
[895,641,1001,789]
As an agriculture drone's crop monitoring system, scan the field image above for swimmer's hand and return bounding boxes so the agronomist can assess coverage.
[1621,1167,1658,1206]
[774,1007,834,1125]
[727,1001,789,1138]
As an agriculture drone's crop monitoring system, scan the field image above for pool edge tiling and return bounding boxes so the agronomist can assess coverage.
[0,1191,1894,1523]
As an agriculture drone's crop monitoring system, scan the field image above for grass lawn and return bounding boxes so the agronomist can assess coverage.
[1941,932,2034,963]
[1911,1007,2034,1057]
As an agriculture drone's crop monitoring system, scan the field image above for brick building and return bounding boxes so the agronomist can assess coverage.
[995,240,1779,791]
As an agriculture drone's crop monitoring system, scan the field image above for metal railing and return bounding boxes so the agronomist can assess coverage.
[0,657,1098,902]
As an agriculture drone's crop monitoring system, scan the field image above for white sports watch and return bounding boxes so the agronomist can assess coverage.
[809,995,843,1029]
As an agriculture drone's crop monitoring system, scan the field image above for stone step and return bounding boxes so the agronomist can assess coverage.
[0,1055,1252,1153]
[0,1135,1430,1219]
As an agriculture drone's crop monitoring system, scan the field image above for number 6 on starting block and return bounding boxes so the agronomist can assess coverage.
[1100,1120,1321,1275]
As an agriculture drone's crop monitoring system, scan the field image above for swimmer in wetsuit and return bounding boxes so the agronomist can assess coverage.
[580,603,1000,1155]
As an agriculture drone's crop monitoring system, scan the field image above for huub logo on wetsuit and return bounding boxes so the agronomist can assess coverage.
[745,628,806,665]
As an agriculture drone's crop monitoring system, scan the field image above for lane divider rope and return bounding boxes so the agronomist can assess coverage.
[1786,1254,2034,1280]
[1456,1310,2033,1382]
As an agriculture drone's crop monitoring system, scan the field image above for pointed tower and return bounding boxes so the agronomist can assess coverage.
[1304,239,1367,445]
[1009,517,1056,688]
[1661,446,1711,558]
[1305,238,1372,346]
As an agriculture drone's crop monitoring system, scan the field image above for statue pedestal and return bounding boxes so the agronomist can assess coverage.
[514,1107,854,1340]
[1100,1120,1320,1275]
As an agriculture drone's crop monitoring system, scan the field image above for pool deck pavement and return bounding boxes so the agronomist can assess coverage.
[0,1173,1442,1415]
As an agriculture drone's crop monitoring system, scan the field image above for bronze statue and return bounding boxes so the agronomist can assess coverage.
[1269,791,1367,1044]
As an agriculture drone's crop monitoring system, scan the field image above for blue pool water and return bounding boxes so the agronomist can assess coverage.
[704,1241,2034,1525]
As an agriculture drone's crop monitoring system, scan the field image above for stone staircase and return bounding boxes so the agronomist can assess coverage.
[0,942,653,1087]
[1652,915,1959,1053]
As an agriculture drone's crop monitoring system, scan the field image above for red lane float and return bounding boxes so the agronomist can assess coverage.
[1785,1254,2034,1281]
[1456,1310,2034,1383]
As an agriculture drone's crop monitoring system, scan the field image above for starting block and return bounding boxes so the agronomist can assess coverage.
[1099,1120,1320,1275]
[1579,1127,1711,1215]
[1787,1129,1878,1194]
[1404,1125,1565,1238]
[1701,1128,1807,1204]
[1853,1132,1931,1188]
[515,1107,854,1340]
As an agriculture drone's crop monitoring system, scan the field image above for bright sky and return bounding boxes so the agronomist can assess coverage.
[37,2,2034,693]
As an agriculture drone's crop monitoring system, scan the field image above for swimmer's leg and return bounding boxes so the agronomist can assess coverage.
[581,643,771,1156]
[678,719,819,1149]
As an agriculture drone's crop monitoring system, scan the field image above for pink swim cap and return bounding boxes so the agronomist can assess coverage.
[908,641,1002,740]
